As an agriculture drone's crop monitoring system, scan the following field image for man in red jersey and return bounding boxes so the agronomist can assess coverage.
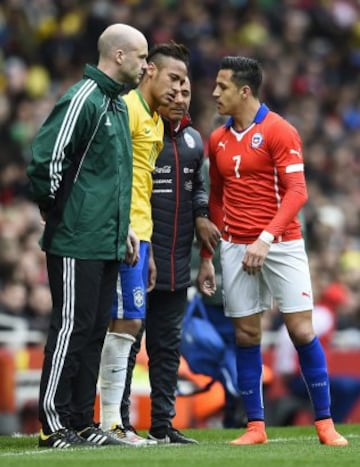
[197,56,348,447]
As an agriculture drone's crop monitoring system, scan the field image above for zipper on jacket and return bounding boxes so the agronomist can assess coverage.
[170,131,180,291]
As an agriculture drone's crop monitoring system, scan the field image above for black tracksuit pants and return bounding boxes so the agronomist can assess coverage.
[39,254,118,435]
[121,288,188,431]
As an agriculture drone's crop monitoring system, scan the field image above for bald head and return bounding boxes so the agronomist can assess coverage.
[98,24,147,59]
[97,23,148,84]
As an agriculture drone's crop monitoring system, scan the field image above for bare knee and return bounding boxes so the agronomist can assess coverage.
[288,328,315,346]
[284,311,315,346]
[109,318,142,337]
[234,320,261,346]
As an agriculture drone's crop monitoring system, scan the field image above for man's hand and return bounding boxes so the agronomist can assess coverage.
[125,226,140,266]
[195,217,220,255]
[197,257,216,296]
[242,238,270,275]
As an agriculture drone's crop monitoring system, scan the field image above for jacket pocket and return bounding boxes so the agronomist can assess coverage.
[65,185,117,234]
[61,186,86,233]
[64,184,111,233]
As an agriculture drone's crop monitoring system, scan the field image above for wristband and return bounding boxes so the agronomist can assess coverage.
[259,230,274,246]
[196,209,209,218]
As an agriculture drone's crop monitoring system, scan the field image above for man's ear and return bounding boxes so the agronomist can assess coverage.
[115,49,125,65]
[146,61,157,77]
[240,84,251,99]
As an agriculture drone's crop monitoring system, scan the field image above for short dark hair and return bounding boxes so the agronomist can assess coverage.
[220,56,263,97]
[147,41,190,69]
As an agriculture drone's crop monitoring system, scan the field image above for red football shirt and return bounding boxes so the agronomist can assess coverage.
[207,104,307,246]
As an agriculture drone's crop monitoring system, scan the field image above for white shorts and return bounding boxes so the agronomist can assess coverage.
[220,239,313,318]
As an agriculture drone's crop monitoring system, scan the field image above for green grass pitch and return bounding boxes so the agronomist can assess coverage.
[0,425,359,467]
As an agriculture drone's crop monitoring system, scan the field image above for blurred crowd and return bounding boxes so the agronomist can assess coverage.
[1,0,360,347]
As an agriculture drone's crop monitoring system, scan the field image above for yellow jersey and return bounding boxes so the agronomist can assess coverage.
[124,89,164,241]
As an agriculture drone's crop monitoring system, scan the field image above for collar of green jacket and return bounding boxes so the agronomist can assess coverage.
[84,64,127,98]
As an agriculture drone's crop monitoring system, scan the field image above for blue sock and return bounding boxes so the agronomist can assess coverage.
[235,345,264,421]
[296,336,331,420]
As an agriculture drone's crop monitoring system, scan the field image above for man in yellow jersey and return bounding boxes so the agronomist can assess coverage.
[99,42,189,446]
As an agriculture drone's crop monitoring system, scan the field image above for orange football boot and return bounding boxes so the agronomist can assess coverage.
[229,421,268,445]
[315,419,348,446]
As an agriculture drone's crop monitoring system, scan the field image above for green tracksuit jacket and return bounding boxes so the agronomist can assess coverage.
[27,64,132,261]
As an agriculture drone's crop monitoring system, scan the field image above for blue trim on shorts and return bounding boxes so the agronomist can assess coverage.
[111,241,150,320]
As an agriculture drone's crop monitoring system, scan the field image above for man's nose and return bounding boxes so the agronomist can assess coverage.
[174,93,184,103]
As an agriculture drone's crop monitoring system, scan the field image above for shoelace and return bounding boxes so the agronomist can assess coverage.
[112,425,126,438]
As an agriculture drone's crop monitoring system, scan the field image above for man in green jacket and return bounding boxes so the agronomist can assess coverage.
[27,23,148,449]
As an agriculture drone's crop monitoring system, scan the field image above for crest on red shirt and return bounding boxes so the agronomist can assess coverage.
[251,132,263,148]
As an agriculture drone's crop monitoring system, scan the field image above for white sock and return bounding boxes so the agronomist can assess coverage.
[99,332,135,430]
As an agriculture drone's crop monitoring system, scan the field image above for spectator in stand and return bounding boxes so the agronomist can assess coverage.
[0,280,27,321]
[0,280,29,350]
[25,284,52,334]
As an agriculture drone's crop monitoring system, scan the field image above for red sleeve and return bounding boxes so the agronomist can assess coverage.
[265,118,308,237]
[266,172,308,237]
[201,130,224,259]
